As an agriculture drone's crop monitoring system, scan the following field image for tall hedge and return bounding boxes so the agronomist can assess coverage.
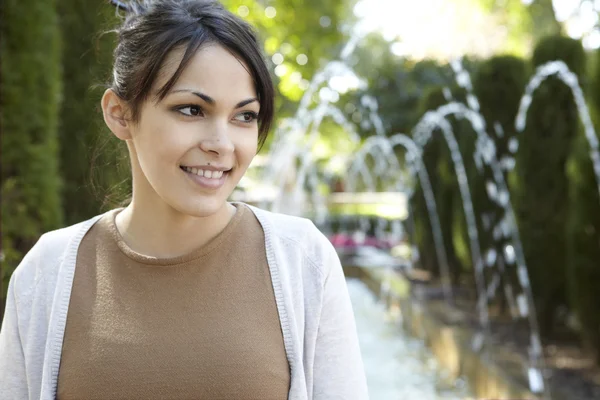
[1,0,63,307]
[57,1,128,225]
[514,36,585,335]
[567,132,600,363]
[474,56,527,156]
[565,46,600,363]
[411,86,468,283]
[473,55,528,312]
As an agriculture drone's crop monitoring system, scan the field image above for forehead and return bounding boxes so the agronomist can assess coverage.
[157,44,256,100]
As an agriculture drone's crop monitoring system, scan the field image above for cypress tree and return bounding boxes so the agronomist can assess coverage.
[566,132,600,363]
[1,0,63,306]
[474,55,527,160]
[565,45,600,363]
[57,1,127,225]
[514,36,585,335]
[473,55,528,313]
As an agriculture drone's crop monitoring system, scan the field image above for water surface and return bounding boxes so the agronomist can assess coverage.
[348,278,472,399]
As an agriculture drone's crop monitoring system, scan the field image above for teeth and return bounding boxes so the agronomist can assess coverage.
[182,167,226,179]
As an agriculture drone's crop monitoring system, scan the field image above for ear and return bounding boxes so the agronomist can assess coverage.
[101,89,133,140]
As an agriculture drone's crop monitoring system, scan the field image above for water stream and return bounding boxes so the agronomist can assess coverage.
[348,278,472,399]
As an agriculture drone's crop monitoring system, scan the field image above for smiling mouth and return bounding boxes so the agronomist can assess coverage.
[179,166,232,180]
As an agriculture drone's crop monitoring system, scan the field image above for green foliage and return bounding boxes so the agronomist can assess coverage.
[347,33,451,137]
[533,36,586,78]
[1,0,63,300]
[474,55,528,133]
[565,45,600,362]
[473,55,528,311]
[411,85,471,282]
[222,0,357,119]
[430,83,482,283]
[567,132,600,363]
[526,0,564,40]
[592,49,600,115]
[514,36,586,335]
[57,1,130,225]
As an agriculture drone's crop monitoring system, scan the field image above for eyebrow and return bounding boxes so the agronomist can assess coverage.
[171,89,258,109]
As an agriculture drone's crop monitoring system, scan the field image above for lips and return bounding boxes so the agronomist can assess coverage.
[180,166,226,179]
[180,166,230,190]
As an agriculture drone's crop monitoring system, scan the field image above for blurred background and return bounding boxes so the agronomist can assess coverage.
[2,0,600,398]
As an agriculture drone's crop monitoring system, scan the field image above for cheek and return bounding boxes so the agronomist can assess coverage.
[235,134,258,164]
[137,124,190,163]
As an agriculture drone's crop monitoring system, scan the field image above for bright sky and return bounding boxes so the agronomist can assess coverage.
[354,0,600,60]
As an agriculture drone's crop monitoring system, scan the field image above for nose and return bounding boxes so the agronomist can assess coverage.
[199,120,234,156]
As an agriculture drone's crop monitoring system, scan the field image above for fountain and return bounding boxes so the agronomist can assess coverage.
[240,23,600,399]
[412,101,546,395]
[441,58,600,396]
[516,60,600,196]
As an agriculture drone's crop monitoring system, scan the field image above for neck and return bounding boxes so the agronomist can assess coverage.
[115,199,236,259]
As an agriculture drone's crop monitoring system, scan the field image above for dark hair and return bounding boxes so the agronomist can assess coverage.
[110,0,275,148]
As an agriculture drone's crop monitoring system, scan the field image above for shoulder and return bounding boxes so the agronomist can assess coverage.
[247,204,318,238]
[9,212,106,299]
[244,204,338,278]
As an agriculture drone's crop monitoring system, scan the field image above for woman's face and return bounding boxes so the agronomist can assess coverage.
[127,44,260,218]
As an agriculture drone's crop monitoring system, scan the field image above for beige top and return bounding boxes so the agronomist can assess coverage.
[56,203,290,399]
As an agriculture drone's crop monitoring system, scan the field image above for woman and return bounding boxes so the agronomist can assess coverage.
[0,0,368,399]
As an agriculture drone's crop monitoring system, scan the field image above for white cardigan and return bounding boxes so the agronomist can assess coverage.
[0,204,369,400]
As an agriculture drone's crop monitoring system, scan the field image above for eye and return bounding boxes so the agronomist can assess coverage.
[176,105,203,117]
[234,111,259,123]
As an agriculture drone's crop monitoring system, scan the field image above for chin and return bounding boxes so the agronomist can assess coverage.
[175,196,231,218]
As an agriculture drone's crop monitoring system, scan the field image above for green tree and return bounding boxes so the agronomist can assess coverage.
[411,86,471,283]
[565,45,600,364]
[527,0,563,40]
[1,0,63,309]
[57,0,129,225]
[474,56,528,148]
[514,36,586,336]
[473,55,528,313]
[346,33,451,137]
[567,132,600,364]
[222,0,357,120]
